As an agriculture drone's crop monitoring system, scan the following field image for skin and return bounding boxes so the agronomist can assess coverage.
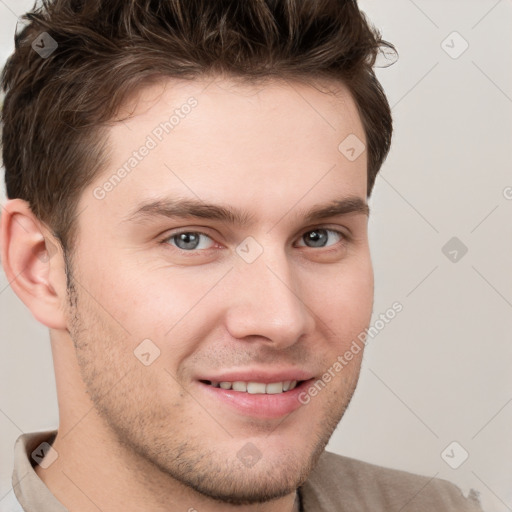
[1,77,373,512]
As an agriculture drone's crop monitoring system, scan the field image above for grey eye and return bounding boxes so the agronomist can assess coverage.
[167,232,214,251]
[298,229,342,248]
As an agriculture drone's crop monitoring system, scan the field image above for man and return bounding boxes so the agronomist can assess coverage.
[0,0,483,511]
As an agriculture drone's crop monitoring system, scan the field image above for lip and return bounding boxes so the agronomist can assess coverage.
[194,369,316,419]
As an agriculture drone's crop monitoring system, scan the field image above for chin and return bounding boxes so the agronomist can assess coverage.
[140,436,318,505]
[175,458,308,505]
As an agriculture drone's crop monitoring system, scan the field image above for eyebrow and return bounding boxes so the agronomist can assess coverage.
[123,195,369,227]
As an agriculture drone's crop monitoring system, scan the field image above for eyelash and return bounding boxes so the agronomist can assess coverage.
[159,227,350,254]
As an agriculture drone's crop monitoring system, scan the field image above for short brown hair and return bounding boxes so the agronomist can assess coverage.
[1,0,394,251]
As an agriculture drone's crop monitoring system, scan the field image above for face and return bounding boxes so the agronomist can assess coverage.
[66,77,373,504]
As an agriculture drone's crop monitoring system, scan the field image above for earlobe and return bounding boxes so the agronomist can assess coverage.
[1,198,68,329]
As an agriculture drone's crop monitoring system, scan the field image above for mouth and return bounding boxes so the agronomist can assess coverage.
[199,379,302,394]
[196,377,314,419]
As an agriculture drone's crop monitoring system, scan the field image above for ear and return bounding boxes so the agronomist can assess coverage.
[1,198,68,329]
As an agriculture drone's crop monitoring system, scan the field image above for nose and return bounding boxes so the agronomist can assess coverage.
[224,252,315,349]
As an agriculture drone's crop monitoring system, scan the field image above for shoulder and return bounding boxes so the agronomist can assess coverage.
[299,450,483,512]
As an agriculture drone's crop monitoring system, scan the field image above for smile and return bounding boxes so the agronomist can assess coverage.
[201,380,301,394]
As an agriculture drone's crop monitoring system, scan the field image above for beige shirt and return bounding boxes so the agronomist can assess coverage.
[11,431,483,511]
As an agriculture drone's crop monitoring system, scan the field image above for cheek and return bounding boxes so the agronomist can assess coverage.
[83,260,225,356]
[84,260,177,321]
[311,257,374,333]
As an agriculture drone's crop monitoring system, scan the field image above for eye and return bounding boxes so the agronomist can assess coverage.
[165,231,215,251]
[296,229,344,249]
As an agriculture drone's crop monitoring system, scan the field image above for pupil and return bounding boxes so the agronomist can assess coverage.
[306,230,327,247]
[177,232,199,250]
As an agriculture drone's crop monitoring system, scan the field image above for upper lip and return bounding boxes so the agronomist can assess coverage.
[197,369,315,384]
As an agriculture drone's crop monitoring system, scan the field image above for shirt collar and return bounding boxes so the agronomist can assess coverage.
[12,430,68,512]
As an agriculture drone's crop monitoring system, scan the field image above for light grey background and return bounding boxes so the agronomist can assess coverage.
[1,1,511,511]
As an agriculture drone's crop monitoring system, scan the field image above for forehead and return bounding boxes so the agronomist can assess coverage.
[85,76,368,223]
[117,75,359,125]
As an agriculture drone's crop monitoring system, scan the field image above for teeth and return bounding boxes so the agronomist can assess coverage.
[247,382,266,394]
[232,381,247,392]
[207,380,300,394]
[266,382,284,394]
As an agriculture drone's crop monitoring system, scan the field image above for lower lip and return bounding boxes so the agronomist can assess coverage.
[196,380,313,419]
